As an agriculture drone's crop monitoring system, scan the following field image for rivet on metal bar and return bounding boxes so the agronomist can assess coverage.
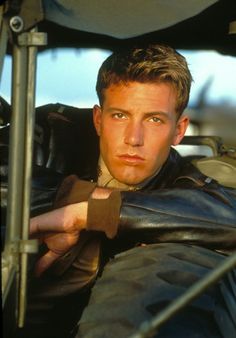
[9,16,24,33]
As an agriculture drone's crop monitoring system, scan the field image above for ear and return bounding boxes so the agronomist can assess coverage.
[93,104,102,136]
[172,115,190,146]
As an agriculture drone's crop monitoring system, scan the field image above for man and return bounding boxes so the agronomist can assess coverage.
[27,45,236,337]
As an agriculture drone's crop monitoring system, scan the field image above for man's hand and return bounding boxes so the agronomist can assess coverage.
[30,202,87,276]
[30,186,112,277]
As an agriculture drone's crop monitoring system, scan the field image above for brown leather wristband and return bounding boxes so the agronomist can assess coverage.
[54,175,97,208]
[87,190,121,239]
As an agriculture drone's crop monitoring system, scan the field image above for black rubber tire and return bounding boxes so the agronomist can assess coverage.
[75,243,236,338]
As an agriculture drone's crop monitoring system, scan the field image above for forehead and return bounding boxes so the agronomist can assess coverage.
[102,81,177,113]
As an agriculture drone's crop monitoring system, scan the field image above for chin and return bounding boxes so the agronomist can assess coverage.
[115,174,144,186]
[111,167,149,186]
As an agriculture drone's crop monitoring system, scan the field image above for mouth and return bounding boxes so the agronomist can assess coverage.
[118,154,145,165]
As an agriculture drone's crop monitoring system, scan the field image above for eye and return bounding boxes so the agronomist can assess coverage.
[149,116,162,124]
[112,112,127,119]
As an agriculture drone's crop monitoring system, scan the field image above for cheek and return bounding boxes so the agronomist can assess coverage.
[103,122,123,144]
[100,124,119,154]
[146,127,174,149]
[144,128,174,162]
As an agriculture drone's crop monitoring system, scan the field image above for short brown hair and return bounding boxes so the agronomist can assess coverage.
[96,44,192,117]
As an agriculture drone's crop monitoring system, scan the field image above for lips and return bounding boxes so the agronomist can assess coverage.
[118,154,145,165]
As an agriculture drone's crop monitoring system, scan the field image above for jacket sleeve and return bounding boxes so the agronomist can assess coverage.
[57,176,236,251]
[118,180,236,250]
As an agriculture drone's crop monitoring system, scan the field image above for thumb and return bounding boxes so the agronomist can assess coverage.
[34,250,60,277]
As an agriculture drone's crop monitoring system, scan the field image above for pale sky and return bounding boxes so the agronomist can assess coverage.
[1,48,236,109]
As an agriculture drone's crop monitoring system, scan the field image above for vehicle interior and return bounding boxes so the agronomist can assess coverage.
[1,1,236,337]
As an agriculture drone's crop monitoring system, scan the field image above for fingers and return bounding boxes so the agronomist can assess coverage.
[34,250,60,277]
[29,208,66,235]
[30,202,87,237]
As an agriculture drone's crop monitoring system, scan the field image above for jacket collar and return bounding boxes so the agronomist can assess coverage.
[141,148,183,190]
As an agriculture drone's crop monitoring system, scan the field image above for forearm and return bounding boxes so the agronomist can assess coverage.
[53,176,236,250]
[118,188,236,250]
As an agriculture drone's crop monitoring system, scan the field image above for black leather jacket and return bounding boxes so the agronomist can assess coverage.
[117,148,236,252]
[21,149,236,338]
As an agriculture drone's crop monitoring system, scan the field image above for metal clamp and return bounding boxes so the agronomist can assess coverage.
[10,239,39,254]
[18,31,47,46]
[19,239,39,253]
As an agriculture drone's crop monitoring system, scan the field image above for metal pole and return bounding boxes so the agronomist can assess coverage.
[2,40,28,312]
[5,43,27,244]
[2,15,47,333]
[129,251,236,338]
[18,27,38,327]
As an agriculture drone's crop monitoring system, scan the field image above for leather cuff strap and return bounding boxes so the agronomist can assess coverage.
[87,190,121,239]
[54,175,96,208]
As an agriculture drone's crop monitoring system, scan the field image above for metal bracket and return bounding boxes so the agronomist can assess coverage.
[18,239,39,253]
[4,0,44,32]
[9,239,39,254]
[18,31,47,46]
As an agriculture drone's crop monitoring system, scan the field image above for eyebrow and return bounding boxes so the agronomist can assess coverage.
[106,107,171,119]
[143,111,171,119]
[106,107,129,113]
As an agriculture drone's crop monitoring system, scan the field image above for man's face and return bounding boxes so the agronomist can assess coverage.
[93,81,189,185]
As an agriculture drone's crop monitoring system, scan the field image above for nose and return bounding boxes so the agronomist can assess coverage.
[124,121,144,146]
